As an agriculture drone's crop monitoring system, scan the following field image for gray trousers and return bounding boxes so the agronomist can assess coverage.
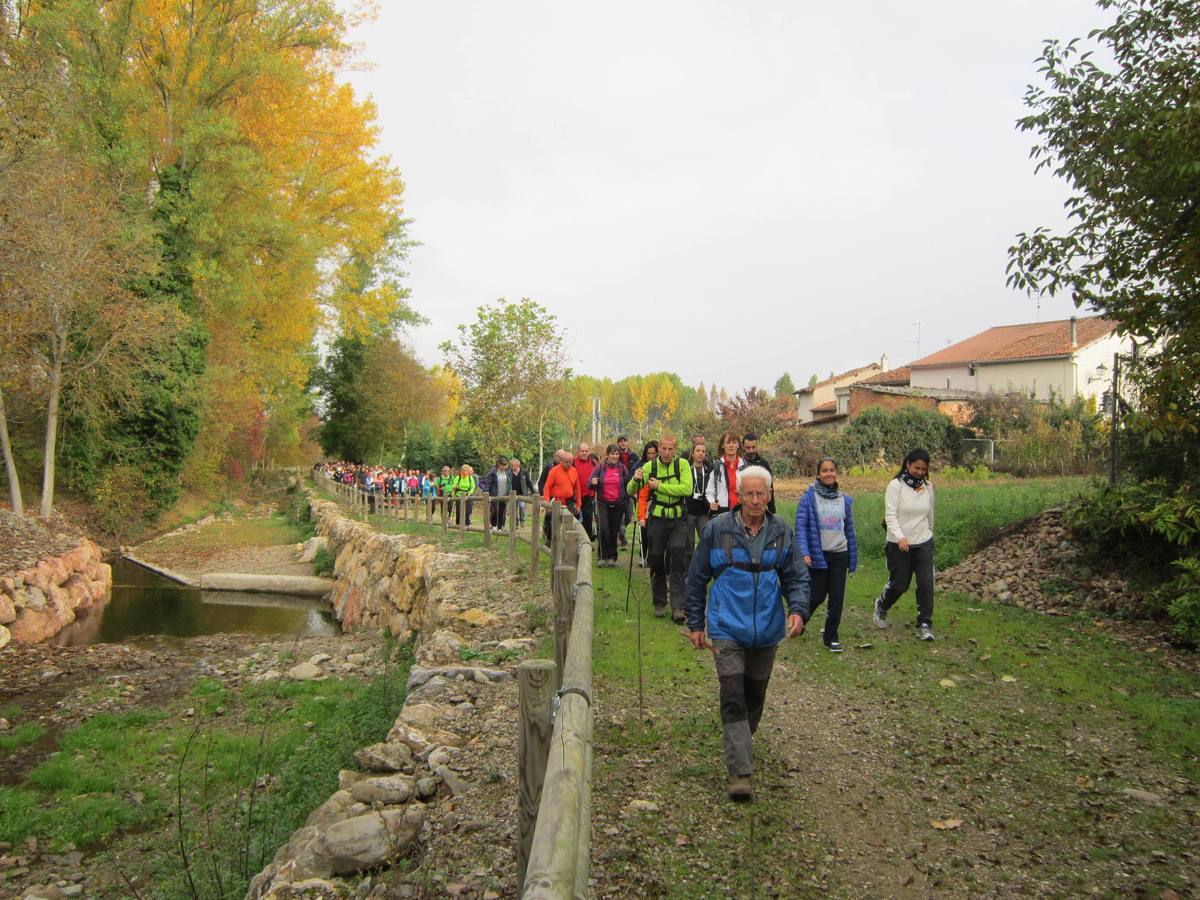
[646,516,687,611]
[712,640,778,776]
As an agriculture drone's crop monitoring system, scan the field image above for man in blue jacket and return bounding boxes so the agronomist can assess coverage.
[684,465,810,802]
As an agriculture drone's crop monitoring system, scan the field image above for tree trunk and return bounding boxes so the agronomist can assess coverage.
[538,420,545,474]
[0,386,24,516]
[38,350,63,518]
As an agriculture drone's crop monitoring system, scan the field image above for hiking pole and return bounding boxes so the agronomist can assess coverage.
[623,517,639,614]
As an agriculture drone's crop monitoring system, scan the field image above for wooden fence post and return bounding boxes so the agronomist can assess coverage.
[529,495,541,584]
[553,516,576,694]
[458,497,467,540]
[483,496,492,548]
[517,658,556,895]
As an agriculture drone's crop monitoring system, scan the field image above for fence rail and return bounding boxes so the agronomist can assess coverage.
[316,474,595,896]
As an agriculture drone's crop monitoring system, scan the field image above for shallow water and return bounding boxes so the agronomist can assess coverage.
[54,558,338,646]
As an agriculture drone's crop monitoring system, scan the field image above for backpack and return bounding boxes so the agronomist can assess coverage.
[713,526,789,578]
[646,457,684,516]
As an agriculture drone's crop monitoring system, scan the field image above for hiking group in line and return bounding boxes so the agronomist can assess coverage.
[318,438,938,803]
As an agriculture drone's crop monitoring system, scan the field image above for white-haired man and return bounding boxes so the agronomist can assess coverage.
[684,465,811,802]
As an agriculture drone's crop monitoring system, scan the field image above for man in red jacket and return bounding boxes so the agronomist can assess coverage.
[574,441,598,542]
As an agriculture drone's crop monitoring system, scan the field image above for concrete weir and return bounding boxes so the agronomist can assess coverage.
[121,554,334,597]
[198,572,334,596]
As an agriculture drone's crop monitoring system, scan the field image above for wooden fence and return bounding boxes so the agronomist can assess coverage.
[321,475,550,583]
[318,475,596,897]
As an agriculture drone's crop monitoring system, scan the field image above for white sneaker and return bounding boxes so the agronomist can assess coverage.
[873,597,889,629]
[917,623,935,642]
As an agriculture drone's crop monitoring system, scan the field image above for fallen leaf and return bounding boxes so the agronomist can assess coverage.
[939,678,957,688]
[930,818,963,830]
[1001,675,1017,683]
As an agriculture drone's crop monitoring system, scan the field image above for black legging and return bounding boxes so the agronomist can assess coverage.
[596,503,623,561]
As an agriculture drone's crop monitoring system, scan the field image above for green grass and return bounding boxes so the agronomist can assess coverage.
[581,475,1197,896]
[0,721,46,751]
[776,475,1092,568]
[146,510,305,553]
[0,645,414,899]
[310,545,335,576]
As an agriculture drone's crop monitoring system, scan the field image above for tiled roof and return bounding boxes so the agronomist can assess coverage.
[811,400,837,413]
[910,316,1114,368]
[859,367,911,386]
[907,316,1113,369]
[795,363,881,395]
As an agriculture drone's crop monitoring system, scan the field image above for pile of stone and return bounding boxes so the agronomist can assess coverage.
[0,539,112,647]
[246,656,514,899]
[937,508,1138,616]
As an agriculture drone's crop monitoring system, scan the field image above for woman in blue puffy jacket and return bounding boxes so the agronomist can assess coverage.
[794,457,857,653]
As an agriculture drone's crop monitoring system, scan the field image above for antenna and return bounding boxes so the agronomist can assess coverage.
[913,320,921,359]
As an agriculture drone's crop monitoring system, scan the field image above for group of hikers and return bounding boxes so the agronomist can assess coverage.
[319,434,938,803]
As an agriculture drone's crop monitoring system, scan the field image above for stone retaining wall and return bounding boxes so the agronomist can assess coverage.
[306,494,462,638]
[245,492,533,898]
[0,540,112,647]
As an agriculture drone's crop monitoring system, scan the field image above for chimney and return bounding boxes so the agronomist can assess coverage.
[880,353,889,372]
[1069,316,1078,348]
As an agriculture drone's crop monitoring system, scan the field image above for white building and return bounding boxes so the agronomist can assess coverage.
[794,356,889,424]
[908,315,1129,402]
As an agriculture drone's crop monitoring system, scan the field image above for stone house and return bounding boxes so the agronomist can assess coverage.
[794,356,889,424]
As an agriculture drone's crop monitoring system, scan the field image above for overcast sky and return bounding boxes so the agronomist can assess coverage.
[342,0,1108,392]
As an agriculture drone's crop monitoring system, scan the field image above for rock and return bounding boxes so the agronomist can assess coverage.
[286,661,323,681]
[298,536,330,564]
[385,723,432,754]
[417,629,464,665]
[433,764,471,798]
[262,878,343,900]
[349,774,415,805]
[21,885,65,900]
[251,669,283,683]
[473,669,490,685]
[338,770,368,791]
[627,799,660,812]
[305,790,356,829]
[40,667,65,681]
[0,593,14,625]
[0,717,8,731]
[321,807,425,875]
[0,625,9,650]
[1120,788,1166,806]
[355,741,414,773]
[456,608,500,628]
[59,887,83,898]
[399,703,446,731]
[427,748,452,768]
[415,777,438,801]
[308,652,333,666]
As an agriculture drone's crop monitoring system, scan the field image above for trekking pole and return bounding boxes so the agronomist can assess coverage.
[623,517,639,614]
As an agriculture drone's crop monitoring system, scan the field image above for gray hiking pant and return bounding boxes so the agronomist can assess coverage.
[712,640,778,776]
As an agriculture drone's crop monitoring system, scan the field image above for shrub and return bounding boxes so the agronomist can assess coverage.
[1168,558,1200,645]
[310,546,335,577]
[821,406,963,469]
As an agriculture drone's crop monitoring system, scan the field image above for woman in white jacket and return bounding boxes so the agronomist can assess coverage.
[706,430,745,513]
[873,448,937,641]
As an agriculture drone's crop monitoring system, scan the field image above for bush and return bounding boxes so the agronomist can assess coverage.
[822,406,963,469]
[1067,479,1200,641]
[1168,558,1200,646]
[310,546,335,577]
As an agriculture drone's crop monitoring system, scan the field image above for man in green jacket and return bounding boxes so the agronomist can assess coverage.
[628,434,693,621]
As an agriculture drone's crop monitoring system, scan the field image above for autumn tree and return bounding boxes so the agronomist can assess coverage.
[718,387,795,439]
[441,299,572,471]
[0,150,180,516]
